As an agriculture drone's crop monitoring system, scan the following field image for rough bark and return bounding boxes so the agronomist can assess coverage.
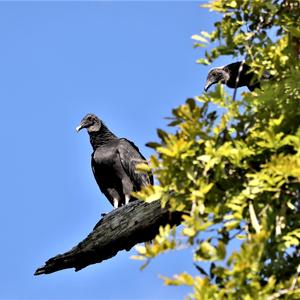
[34,200,181,275]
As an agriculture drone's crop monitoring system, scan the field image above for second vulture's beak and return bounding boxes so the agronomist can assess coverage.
[204,79,214,92]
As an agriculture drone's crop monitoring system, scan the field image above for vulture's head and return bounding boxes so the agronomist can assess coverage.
[204,66,229,92]
[76,113,102,133]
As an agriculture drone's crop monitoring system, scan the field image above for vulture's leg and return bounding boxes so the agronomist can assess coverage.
[125,195,130,205]
[106,188,122,209]
[120,175,133,206]
[113,198,119,209]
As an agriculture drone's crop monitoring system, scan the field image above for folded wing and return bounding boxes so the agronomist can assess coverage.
[117,138,154,191]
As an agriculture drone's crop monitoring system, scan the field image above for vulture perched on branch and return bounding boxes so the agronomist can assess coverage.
[76,113,153,208]
[34,116,178,275]
[204,61,263,92]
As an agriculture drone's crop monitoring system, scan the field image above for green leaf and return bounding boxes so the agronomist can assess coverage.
[191,34,208,43]
[196,58,210,65]
[146,142,161,149]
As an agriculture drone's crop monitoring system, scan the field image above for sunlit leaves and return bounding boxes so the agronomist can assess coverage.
[161,272,195,289]
[131,0,300,298]
[133,224,178,267]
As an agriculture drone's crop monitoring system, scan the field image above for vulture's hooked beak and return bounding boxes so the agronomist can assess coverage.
[76,123,84,132]
[204,79,214,92]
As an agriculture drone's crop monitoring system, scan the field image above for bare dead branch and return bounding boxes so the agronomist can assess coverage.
[34,200,182,275]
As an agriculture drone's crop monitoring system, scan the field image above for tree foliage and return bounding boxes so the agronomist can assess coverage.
[133,0,300,299]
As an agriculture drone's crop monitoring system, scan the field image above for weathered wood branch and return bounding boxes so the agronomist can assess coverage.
[34,200,182,275]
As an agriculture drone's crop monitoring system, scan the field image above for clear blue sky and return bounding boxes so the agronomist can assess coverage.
[0,2,228,299]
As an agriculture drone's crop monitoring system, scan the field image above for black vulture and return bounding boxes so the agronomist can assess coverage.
[76,114,153,209]
[204,61,261,92]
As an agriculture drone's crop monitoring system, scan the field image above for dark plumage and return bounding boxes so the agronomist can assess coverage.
[204,61,261,92]
[76,114,153,209]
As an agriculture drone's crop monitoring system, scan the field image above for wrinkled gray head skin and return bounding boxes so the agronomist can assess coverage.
[76,113,102,133]
[204,66,229,92]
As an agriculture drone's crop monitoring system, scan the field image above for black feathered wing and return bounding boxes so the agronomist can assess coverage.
[91,150,124,207]
[226,62,261,91]
[117,138,153,191]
